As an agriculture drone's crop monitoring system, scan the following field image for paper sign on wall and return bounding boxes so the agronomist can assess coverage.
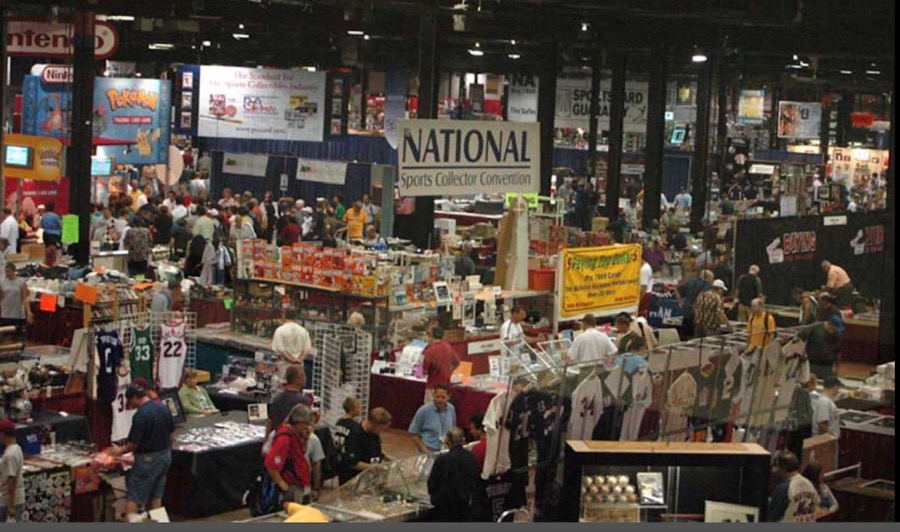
[222,153,269,177]
[61,215,79,244]
[296,159,348,185]
[40,294,58,313]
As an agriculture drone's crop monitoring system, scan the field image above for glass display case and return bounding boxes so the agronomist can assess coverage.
[314,453,436,522]
[564,441,771,523]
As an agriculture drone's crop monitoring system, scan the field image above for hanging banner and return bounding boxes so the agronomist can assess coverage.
[557,244,643,321]
[4,176,70,215]
[384,63,408,149]
[396,119,540,197]
[738,89,766,125]
[7,20,118,59]
[507,74,539,123]
[296,159,348,185]
[2,133,63,182]
[734,213,888,306]
[197,66,326,142]
[777,101,822,139]
[21,75,171,164]
[555,78,649,132]
[221,153,269,177]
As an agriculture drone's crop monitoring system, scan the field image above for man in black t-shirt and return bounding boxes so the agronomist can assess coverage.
[265,365,310,445]
[735,265,763,322]
[337,407,392,484]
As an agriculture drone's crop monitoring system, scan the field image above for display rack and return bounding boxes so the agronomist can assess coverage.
[313,323,372,428]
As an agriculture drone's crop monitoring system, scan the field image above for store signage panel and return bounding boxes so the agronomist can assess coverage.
[197,66,326,142]
[468,339,501,356]
[738,90,766,125]
[508,75,539,123]
[554,78,649,133]
[396,120,540,197]
[777,101,822,139]
[21,75,171,165]
[2,133,63,182]
[222,153,269,177]
[557,244,642,321]
[296,158,348,185]
[7,20,118,59]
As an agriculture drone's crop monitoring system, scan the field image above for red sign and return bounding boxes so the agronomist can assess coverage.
[7,20,119,59]
[851,112,876,128]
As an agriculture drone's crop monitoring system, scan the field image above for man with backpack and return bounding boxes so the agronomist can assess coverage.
[746,298,776,351]
[265,404,314,505]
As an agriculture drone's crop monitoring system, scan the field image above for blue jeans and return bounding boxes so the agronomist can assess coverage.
[0,504,24,522]
[126,450,172,509]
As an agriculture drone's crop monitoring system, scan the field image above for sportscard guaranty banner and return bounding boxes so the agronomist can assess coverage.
[396,119,540,197]
[558,245,643,320]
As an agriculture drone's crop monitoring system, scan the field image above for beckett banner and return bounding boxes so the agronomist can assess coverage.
[396,119,540,197]
[198,66,326,142]
[558,245,643,320]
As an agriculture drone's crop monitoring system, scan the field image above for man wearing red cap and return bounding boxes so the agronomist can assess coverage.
[0,419,24,522]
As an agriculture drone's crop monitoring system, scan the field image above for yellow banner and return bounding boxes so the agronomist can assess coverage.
[558,244,643,320]
[2,133,63,182]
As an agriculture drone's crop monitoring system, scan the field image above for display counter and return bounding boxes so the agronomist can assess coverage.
[838,410,895,480]
[14,410,91,444]
[831,477,895,522]
[369,373,501,430]
[188,297,232,328]
[194,326,314,386]
[91,250,129,273]
[163,411,264,518]
[766,305,881,365]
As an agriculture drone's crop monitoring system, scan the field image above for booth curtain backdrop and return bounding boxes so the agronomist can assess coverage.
[733,212,889,306]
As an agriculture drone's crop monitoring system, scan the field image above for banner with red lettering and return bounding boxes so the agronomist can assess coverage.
[734,213,888,305]
[5,177,70,216]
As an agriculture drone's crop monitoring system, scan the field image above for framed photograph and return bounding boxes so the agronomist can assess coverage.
[159,392,187,425]
[332,98,344,117]
[330,118,343,135]
[181,92,193,110]
[180,111,193,129]
[462,293,477,328]
[636,472,665,505]
[247,403,268,423]
[432,282,452,304]
[704,501,760,523]
[332,78,344,97]
[182,71,194,88]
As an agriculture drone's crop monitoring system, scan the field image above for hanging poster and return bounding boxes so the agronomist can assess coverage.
[738,89,766,125]
[221,153,269,177]
[507,74,539,123]
[555,78,649,132]
[384,63,408,149]
[20,75,171,164]
[396,119,540,197]
[557,244,643,321]
[296,159,348,185]
[777,101,822,139]
[197,66,326,142]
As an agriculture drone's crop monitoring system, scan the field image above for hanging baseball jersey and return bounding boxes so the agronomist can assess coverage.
[482,390,516,480]
[159,321,187,389]
[661,371,697,441]
[750,341,783,428]
[129,324,155,382]
[737,348,761,423]
[96,329,124,403]
[111,373,136,442]
[620,368,653,441]
[567,375,604,440]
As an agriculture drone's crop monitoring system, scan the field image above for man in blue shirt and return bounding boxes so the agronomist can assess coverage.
[109,385,175,520]
[40,202,63,248]
[409,383,456,454]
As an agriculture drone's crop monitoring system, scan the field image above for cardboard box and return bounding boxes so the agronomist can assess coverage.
[802,433,838,472]
[23,243,46,259]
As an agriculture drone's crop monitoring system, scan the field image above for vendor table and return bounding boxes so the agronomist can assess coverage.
[15,410,91,445]
[767,306,881,365]
[434,211,503,227]
[189,297,231,328]
[839,413,895,481]
[195,326,314,386]
[831,477,895,522]
[163,411,263,518]
[26,301,85,347]
[206,386,264,413]
[369,373,498,430]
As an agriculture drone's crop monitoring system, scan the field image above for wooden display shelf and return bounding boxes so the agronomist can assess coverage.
[568,441,770,457]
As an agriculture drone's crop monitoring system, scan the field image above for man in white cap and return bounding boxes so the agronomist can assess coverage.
[735,265,763,322]
[693,279,732,338]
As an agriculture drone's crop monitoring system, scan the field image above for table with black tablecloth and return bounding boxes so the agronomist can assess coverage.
[369,374,498,430]
[14,410,91,446]
[163,411,264,518]
[205,386,267,413]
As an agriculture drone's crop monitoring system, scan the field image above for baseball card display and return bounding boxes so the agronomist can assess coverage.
[129,323,155,382]
[158,321,187,389]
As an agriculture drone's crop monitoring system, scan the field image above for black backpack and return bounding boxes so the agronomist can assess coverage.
[315,426,340,482]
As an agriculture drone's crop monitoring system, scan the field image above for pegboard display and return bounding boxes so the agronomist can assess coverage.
[313,323,372,428]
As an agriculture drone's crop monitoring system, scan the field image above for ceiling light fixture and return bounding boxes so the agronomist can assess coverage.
[105,15,135,21]
[865,70,881,75]
[364,34,370,40]
[148,43,175,50]
[840,70,852,75]
[469,49,484,56]
[508,53,521,59]
[347,30,365,36]
[581,22,589,32]
[692,51,708,63]
[303,66,317,72]
[202,40,212,47]
[511,39,516,45]
[232,33,251,40]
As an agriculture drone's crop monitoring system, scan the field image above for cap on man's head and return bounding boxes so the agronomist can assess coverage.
[823,376,842,389]
[749,265,760,275]
[712,279,728,291]
[209,209,219,217]
[0,418,16,436]
[827,314,845,334]
[125,385,147,401]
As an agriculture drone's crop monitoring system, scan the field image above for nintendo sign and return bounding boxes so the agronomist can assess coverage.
[7,20,119,59]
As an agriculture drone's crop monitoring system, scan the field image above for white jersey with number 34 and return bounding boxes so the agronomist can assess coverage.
[159,321,187,389]
[111,374,135,442]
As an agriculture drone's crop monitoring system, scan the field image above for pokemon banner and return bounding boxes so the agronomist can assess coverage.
[21,75,171,165]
